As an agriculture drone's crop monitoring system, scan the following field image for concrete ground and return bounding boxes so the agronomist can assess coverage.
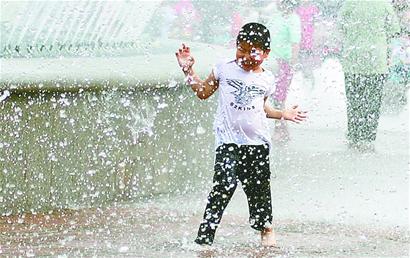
[0,192,408,257]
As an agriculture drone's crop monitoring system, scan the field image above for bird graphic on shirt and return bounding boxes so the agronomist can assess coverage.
[227,79,265,106]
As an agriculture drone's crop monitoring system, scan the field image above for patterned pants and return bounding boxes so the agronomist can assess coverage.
[195,143,272,245]
[273,59,294,102]
[344,74,386,143]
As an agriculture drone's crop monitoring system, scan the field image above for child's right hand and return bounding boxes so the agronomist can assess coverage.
[176,43,195,73]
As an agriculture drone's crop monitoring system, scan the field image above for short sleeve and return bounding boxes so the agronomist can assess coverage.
[213,60,226,81]
[289,14,302,44]
[213,64,220,81]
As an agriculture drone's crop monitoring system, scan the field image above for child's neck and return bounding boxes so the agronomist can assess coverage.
[240,65,264,73]
[248,67,264,73]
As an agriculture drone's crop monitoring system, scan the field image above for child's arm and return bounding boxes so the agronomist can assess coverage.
[176,44,219,100]
[263,97,307,123]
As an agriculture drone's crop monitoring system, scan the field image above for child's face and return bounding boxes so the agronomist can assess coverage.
[236,41,270,72]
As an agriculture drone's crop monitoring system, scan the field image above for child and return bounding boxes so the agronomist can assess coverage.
[175,23,306,247]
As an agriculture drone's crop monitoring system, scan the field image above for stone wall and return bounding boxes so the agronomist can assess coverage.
[0,85,217,215]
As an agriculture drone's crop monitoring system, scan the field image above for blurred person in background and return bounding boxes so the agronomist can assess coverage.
[296,0,321,88]
[383,0,410,113]
[171,0,200,40]
[192,0,237,44]
[311,0,343,61]
[265,0,301,144]
[338,0,401,152]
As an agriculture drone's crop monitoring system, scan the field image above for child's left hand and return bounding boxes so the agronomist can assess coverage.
[283,105,307,123]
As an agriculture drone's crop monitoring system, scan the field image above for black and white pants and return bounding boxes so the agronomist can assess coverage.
[344,74,386,143]
[195,143,272,245]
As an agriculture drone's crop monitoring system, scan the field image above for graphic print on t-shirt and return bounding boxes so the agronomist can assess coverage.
[227,78,265,106]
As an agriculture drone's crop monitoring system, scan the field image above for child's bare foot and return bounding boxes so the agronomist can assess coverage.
[261,227,277,247]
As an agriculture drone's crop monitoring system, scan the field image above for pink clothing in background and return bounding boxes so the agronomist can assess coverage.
[172,0,199,36]
[173,0,195,15]
[273,60,294,102]
[230,11,243,38]
[296,5,319,50]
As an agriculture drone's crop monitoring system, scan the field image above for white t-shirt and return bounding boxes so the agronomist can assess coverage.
[213,59,276,148]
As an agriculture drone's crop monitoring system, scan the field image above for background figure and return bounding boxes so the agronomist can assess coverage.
[192,0,236,44]
[266,0,301,143]
[313,16,341,61]
[312,0,343,61]
[171,0,200,40]
[158,3,178,40]
[296,0,320,88]
[338,0,401,151]
[383,1,410,113]
[230,11,243,39]
[228,9,244,48]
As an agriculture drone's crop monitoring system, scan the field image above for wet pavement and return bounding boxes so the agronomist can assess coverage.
[1,125,409,258]
[0,193,408,257]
